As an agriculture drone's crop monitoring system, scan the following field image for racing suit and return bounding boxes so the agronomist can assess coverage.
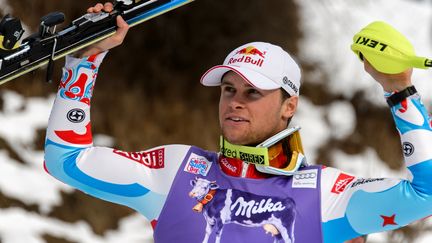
[44,52,432,242]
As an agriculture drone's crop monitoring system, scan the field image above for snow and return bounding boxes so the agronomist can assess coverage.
[291,98,331,164]
[0,92,153,242]
[327,101,356,140]
[0,208,152,243]
[1,0,432,242]
[0,91,55,149]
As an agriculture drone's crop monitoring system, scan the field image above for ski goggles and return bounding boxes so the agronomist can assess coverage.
[220,126,307,176]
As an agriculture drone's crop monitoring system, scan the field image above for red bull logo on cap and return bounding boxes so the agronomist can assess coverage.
[228,46,266,67]
[235,46,266,58]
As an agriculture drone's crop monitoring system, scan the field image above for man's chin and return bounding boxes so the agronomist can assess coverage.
[223,134,246,145]
[222,133,255,146]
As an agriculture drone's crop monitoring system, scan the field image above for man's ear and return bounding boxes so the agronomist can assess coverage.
[281,96,298,120]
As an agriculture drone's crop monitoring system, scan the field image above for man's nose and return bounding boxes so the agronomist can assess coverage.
[228,94,246,110]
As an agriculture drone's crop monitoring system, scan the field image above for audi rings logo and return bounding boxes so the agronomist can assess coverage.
[292,169,318,189]
[403,142,414,157]
[67,108,86,123]
[294,172,317,180]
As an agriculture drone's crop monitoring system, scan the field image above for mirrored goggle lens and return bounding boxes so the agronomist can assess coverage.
[267,129,304,171]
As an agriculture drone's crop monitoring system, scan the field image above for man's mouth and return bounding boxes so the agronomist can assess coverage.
[226,116,249,122]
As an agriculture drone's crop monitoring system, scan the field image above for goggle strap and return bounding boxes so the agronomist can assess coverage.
[289,131,304,154]
[283,151,299,171]
[220,137,270,166]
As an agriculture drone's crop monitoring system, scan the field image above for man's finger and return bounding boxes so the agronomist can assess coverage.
[117,16,129,29]
[104,2,114,12]
[94,3,104,12]
[88,3,104,13]
[114,16,129,42]
[363,58,379,77]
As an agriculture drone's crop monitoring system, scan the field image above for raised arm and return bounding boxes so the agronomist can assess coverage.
[321,60,432,242]
[44,3,189,223]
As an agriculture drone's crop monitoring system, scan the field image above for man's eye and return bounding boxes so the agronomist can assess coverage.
[247,89,261,95]
[223,86,235,93]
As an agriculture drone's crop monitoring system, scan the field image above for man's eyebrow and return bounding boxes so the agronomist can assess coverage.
[221,80,254,88]
[221,80,233,86]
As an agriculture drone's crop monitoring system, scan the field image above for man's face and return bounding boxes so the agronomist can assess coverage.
[219,71,297,145]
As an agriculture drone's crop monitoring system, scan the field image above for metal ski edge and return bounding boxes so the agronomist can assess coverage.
[0,0,195,86]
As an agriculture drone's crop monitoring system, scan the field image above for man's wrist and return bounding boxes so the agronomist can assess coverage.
[73,46,105,59]
[386,85,417,107]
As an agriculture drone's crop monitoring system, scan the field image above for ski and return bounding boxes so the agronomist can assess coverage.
[0,0,194,85]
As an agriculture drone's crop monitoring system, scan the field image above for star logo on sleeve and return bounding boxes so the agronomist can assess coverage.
[381,214,398,227]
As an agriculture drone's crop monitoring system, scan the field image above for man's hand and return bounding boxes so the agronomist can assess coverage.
[77,2,130,58]
[363,58,413,93]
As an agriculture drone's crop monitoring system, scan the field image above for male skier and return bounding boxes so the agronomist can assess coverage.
[44,2,432,242]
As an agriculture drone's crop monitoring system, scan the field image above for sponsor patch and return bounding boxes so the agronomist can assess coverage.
[331,173,355,194]
[67,108,85,123]
[292,169,318,188]
[403,142,414,157]
[286,79,298,94]
[239,152,265,165]
[227,46,266,67]
[354,36,388,51]
[220,157,238,175]
[351,178,385,188]
[184,153,212,176]
[113,148,164,169]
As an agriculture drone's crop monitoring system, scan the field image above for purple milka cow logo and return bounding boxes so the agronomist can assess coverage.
[189,178,296,243]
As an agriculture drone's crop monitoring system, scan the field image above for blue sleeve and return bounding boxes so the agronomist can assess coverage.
[323,93,432,242]
[44,53,188,223]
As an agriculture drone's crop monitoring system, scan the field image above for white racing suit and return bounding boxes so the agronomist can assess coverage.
[44,52,432,242]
